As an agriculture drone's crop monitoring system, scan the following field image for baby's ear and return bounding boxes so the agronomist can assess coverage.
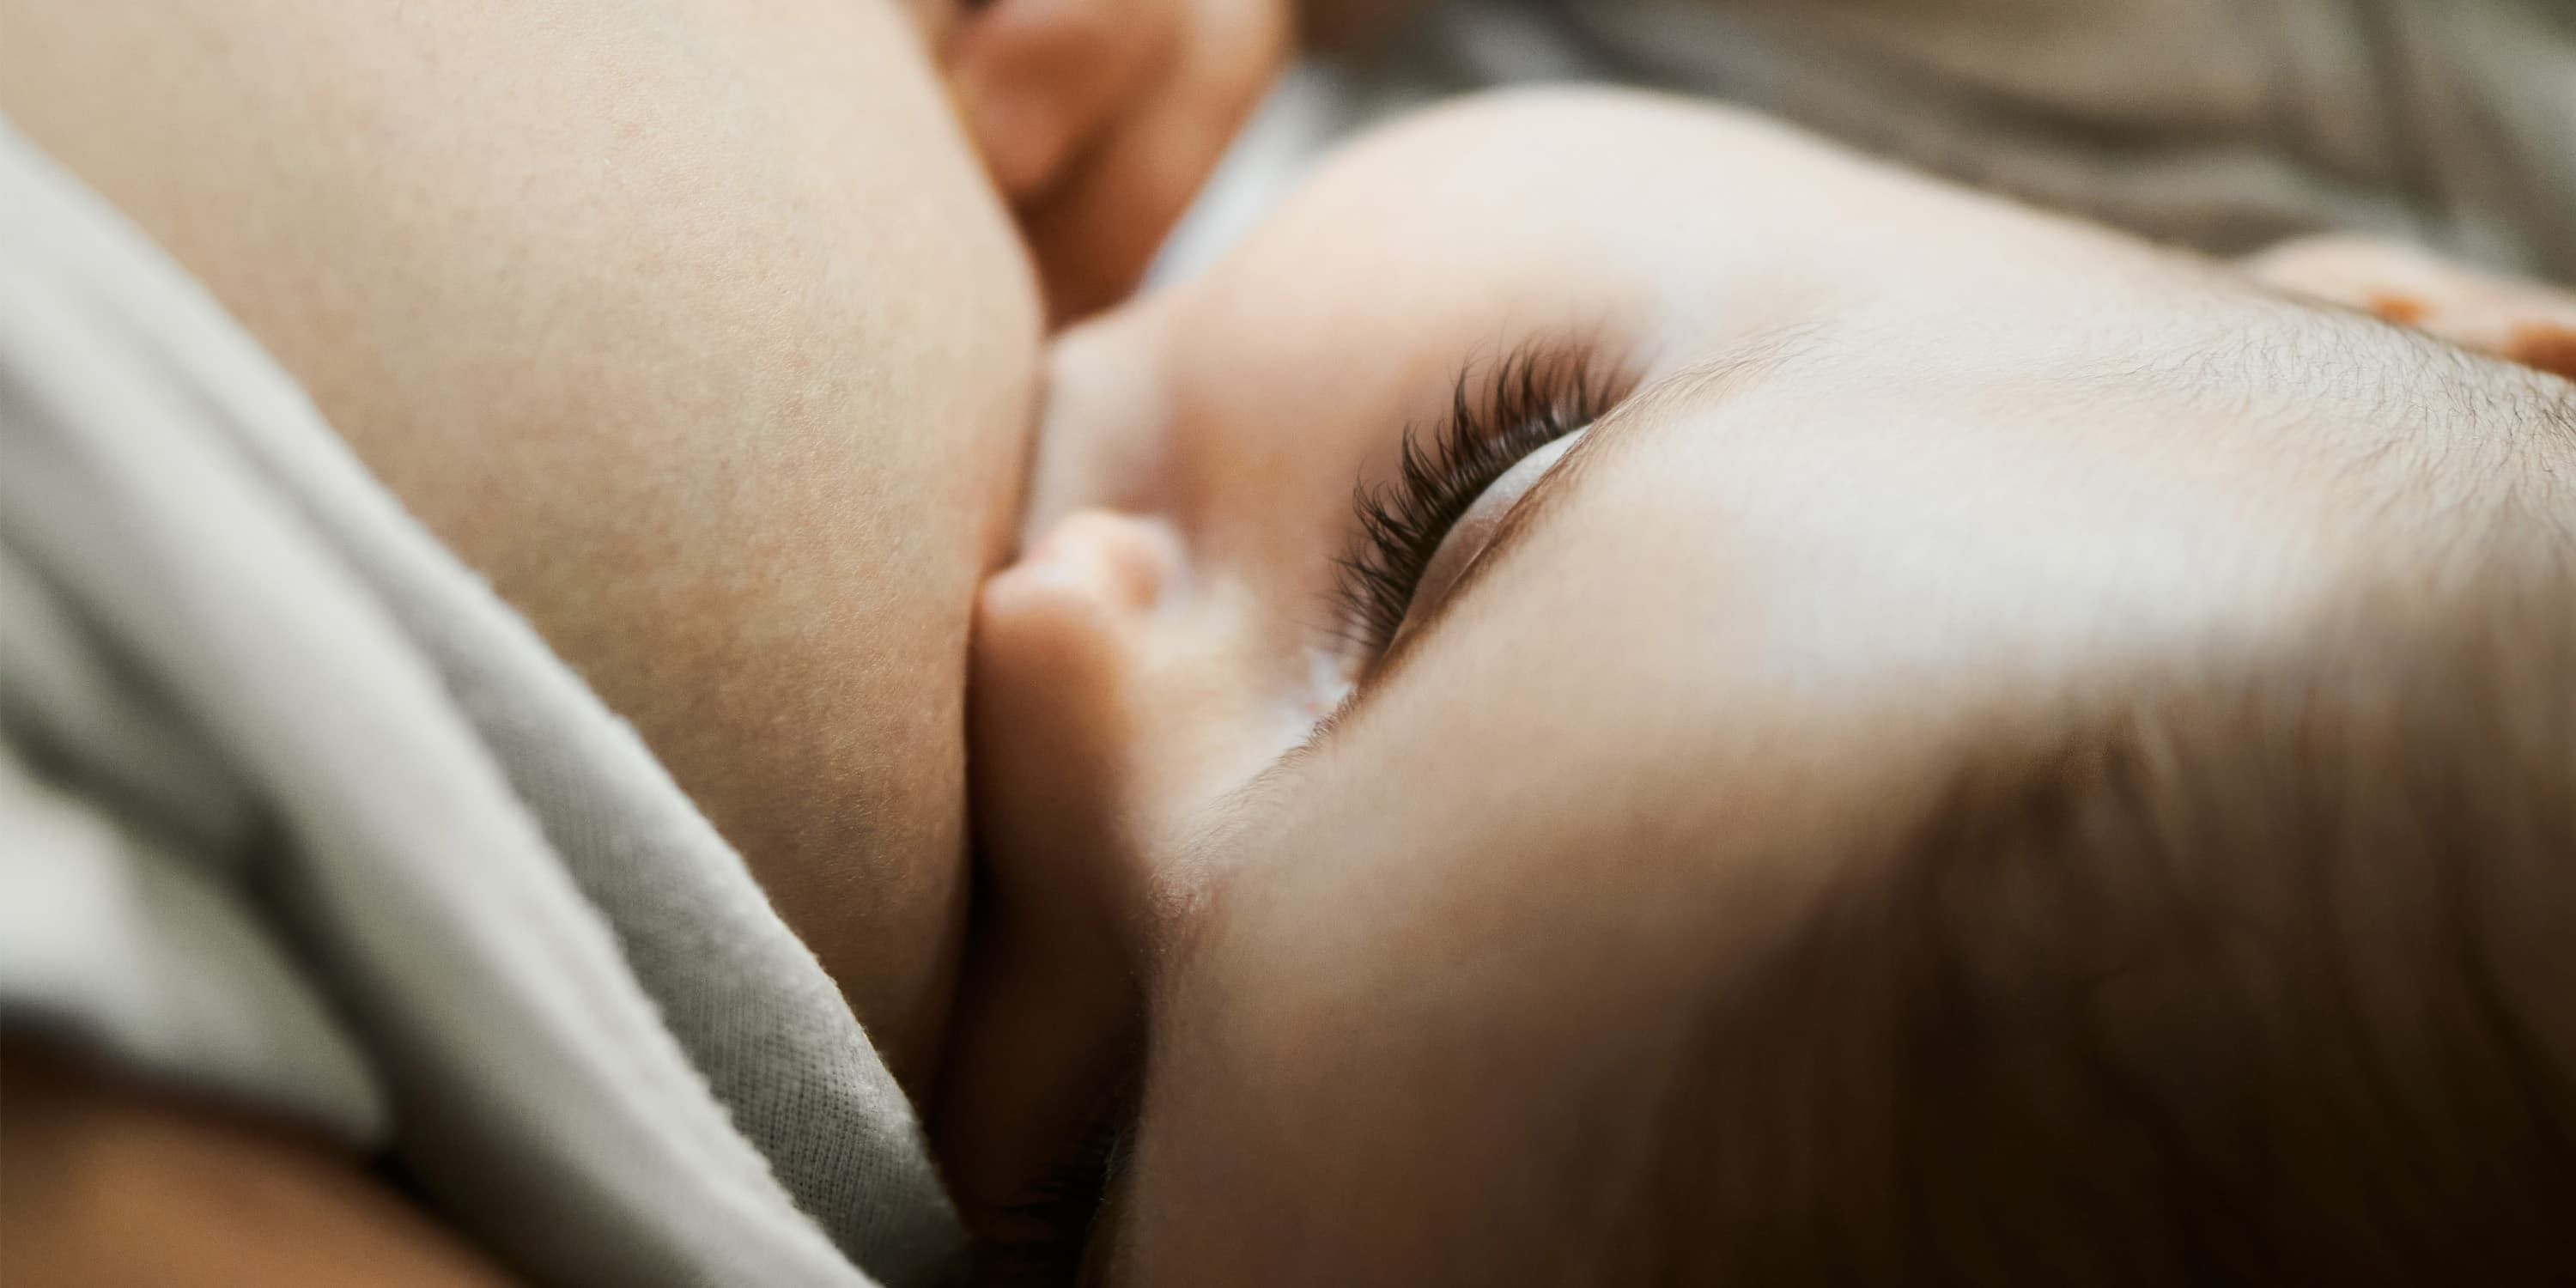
[2244,235,2576,381]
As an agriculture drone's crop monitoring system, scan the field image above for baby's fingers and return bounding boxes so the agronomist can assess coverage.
[950,0,1186,200]
[2245,235,2576,382]
[1018,0,1289,324]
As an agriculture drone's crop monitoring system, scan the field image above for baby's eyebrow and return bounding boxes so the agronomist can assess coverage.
[1346,343,1801,708]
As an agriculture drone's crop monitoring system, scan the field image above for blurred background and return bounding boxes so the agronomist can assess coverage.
[1156,0,2576,288]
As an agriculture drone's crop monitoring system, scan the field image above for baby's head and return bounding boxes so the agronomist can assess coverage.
[934,88,2576,1285]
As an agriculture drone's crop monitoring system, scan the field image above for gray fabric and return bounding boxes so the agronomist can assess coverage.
[0,115,958,1288]
[1162,0,2576,285]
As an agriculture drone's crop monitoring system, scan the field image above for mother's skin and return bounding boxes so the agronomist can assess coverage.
[0,0,1039,1089]
[1,2,1037,1281]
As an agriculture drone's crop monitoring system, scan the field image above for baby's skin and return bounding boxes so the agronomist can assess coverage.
[933,89,2576,1286]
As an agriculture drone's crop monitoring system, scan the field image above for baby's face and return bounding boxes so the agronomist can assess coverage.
[935,89,2576,1283]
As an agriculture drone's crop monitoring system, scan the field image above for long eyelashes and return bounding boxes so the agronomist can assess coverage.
[1330,346,1616,659]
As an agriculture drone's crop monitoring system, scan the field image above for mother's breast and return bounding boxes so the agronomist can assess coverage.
[0,0,1045,1090]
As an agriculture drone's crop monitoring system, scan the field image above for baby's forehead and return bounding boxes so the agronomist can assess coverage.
[1729,281,2555,493]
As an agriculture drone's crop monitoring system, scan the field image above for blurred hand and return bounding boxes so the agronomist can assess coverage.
[2245,235,2576,382]
[948,0,1291,324]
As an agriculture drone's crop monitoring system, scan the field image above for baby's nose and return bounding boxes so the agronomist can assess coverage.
[973,507,1185,726]
[1013,507,1186,615]
[968,506,1190,919]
